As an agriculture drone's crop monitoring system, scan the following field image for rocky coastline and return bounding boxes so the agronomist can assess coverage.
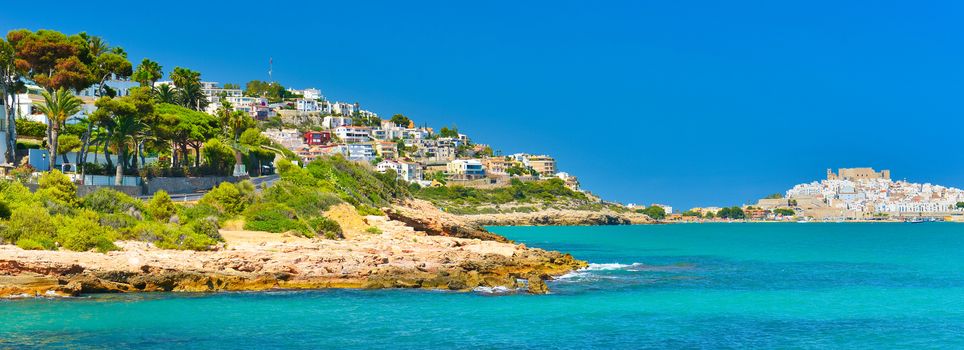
[461,208,654,226]
[0,208,586,298]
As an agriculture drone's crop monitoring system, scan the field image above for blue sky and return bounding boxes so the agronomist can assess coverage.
[4,1,964,209]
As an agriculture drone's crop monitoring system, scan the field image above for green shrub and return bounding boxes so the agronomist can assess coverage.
[0,181,39,211]
[297,155,410,208]
[55,210,118,253]
[356,204,384,216]
[3,206,56,247]
[15,118,46,138]
[154,225,219,251]
[125,221,169,242]
[82,188,143,214]
[179,203,222,222]
[99,213,137,230]
[127,221,217,251]
[307,216,343,239]
[242,202,308,235]
[201,138,235,176]
[261,180,342,217]
[199,181,255,216]
[0,200,10,219]
[365,227,382,235]
[188,216,222,241]
[15,237,53,250]
[146,190,177,222]
[36,170,78,207]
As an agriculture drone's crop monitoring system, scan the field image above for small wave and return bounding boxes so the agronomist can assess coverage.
[584,262,645,271]
[472,286,519,294]
[555,271,589,280]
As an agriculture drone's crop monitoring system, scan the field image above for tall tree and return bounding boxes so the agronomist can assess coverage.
[90,52,132,96]
[131,59,163,88]
[0,38,23,164]
[389,114,411,127]
[154,83,177,104]
[169,67,206,111]
[154,103,219,167]
[6,29,93,92]
[244,80,285,101]
[33,88,83,171]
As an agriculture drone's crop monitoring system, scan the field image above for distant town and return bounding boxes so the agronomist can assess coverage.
[647,168,964,223]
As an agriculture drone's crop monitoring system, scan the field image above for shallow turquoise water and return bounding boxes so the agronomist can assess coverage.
[2,223,963,349]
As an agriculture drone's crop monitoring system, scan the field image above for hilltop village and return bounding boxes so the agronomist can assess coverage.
[675,168,964,222]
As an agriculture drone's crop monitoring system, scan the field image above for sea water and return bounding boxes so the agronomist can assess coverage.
[1,223,962,349]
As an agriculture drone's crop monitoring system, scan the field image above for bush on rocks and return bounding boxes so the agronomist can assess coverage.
[261,180,342,217]
[0,181,39,211]
[54,210,118,253]
[242,202,309,235]
[36,170,78,207]
[127,221,218,251]
[307,216,343,239]
[199,181,256,217]
[147,190,177,222]
[82,188,143,214]
[188,216,222,241]
[5,206,57,250]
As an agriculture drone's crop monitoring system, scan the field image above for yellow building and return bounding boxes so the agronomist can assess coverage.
[527,155,556,177]
[827,168,890,181]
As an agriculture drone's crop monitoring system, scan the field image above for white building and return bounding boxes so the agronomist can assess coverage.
[288,87,323,101]
[345,143,376,162]
[334,126,372,143]
[322,116,353,129]
[331,101,356,116]
[262,128,305,150]
[8,84,94,125]
[376,160,423,182]
[77,79,140,98]
[296,99,319,112]
[652,204,673,215]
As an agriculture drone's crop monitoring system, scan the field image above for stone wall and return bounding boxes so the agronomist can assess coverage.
[145,176,243,195]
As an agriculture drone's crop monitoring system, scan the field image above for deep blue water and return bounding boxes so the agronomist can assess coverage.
[2,223,963,349]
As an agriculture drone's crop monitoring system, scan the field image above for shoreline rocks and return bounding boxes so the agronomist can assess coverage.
[461,209,654,226]
[0,215,586,298]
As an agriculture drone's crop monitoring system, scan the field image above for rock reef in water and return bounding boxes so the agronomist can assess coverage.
[0,212,586,298]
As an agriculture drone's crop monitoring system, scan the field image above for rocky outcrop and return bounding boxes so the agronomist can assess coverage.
[0,216,586,298]
[460,209,654,226]
[385,199,510,242]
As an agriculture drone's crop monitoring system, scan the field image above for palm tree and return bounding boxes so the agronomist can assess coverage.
[132,59,163,88]
[86,36,108,58]
[154,84,177,104]
[33,88,83,171]
[178,81,207,111]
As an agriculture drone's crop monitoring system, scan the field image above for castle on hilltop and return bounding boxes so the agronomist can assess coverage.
[827,168,890,181]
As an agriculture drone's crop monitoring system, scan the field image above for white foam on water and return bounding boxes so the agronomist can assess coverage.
[584,262,645,271]
[472,286,517,294]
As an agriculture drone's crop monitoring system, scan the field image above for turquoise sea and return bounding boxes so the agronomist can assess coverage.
[2,223,963,349]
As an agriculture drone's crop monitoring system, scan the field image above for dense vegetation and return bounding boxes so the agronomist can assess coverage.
[414,178,592,214]
[0,170,219,252]
[188,154,409,239]
[0,153,412,252]
[0,29,279,177]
